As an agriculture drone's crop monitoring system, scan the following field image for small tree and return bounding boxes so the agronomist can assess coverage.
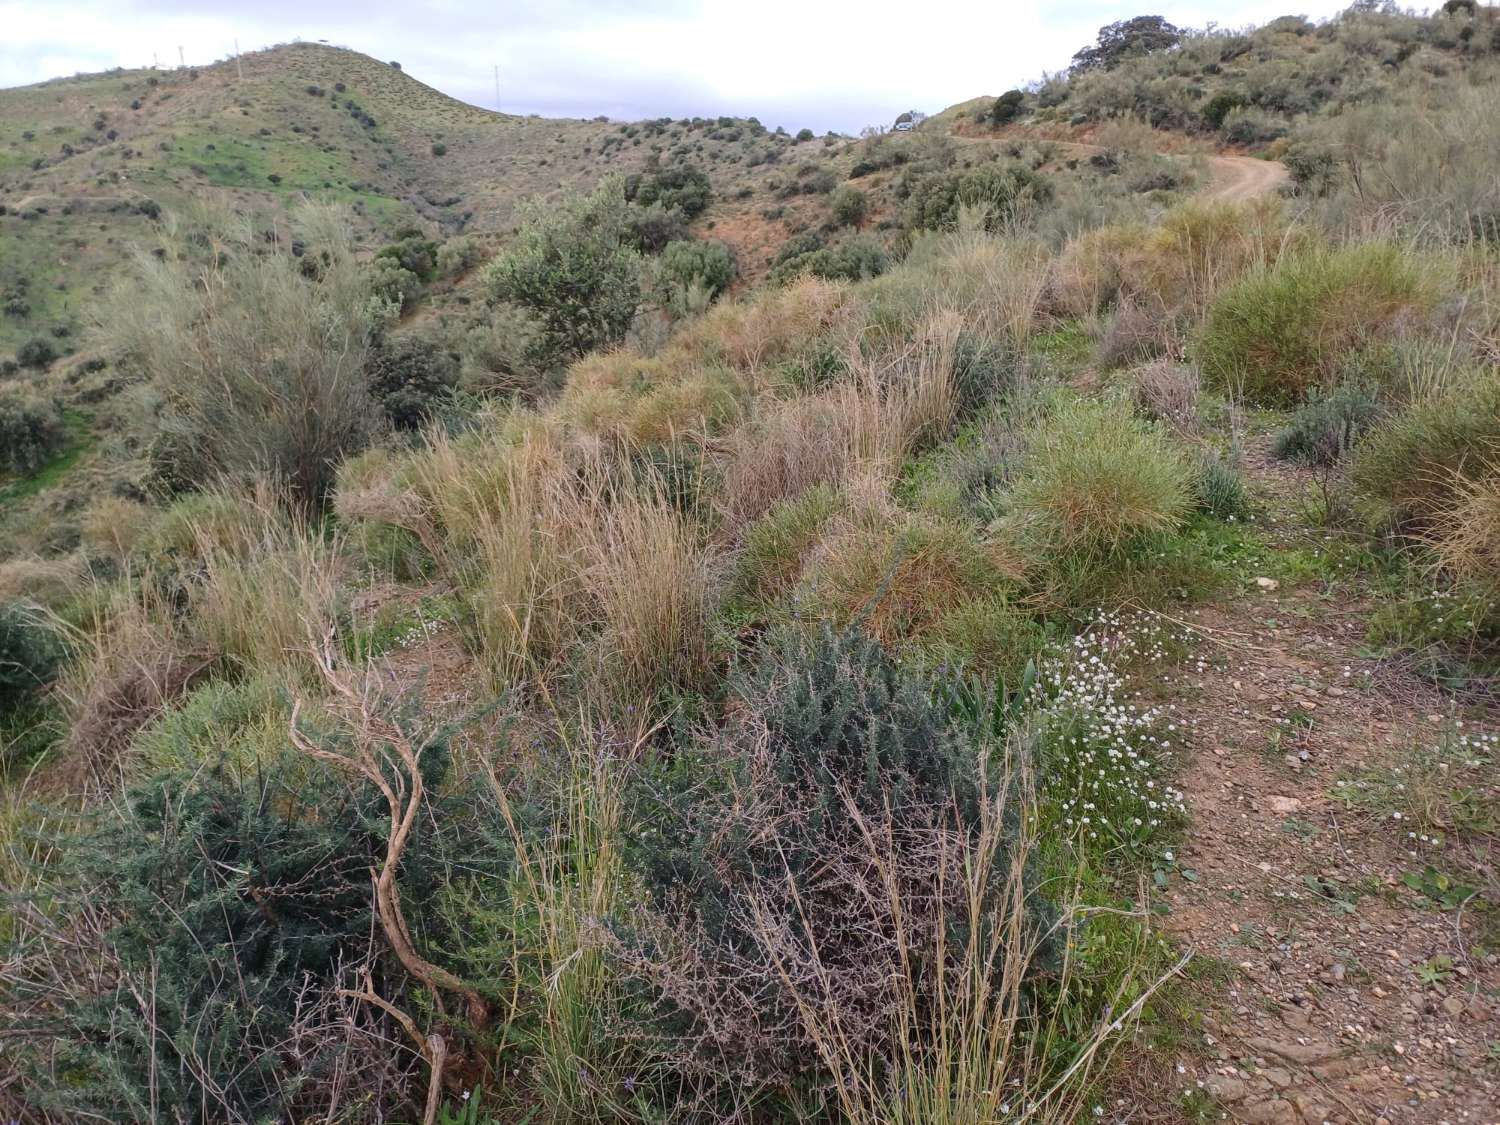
[485,178,643,369]
[990,89,1026,125]
[1071,15,1182,72]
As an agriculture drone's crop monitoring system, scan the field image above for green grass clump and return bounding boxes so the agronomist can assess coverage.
[731,483,841,613]
[1351,374,1500,532]
[1004,397,1194,569]
[1198,243,1440,405]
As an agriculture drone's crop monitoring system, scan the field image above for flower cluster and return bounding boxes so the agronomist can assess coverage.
[1033,612,1190,856]
[395,616,446,650]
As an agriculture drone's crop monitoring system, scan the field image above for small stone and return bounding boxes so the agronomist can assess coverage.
[1205,1075,1249,1102]
[1256,576,1280,591]
[1441,996,1463,1018]
[1263,1066,1294,1088]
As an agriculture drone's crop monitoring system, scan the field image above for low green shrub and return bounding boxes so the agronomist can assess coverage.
[620,626,1053,1108]
[624,164,712,219]
[0,600,65,718]
[16,337,57,369]
[1198,243,1440,405]
[0,390,68,476]
[730,483,840,612]
[1273,384,1382,465]
[7,720,506,1122]
[364,332,461,430]
[769,232,887,284]
[904,162,1053,232]
[656,238,737,310]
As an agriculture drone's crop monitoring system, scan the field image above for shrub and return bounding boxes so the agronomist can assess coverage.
[655,238,736,310]
[430,141,446,156]
[905,162,1052,233]
[828,184,867,227]
[619,626,1052,1107]
[0,600,65,717]
[1004,398,1194,567]
[1352,374,1500,532]
[105,201,384,507]
[1197,243,1440,405]
[368,256,422,312]
[624,164,712,219]
[435,235,483,277]
[7,734,501,1122]
[16,336,57,369]
[769,232,887,284]
[1129,360,1201,434]
[0,390,68,476]
[990,89,1027,124]
[625,201,690,254]
[485,178,643,369]
[1273,384,1382,465]
[364,332,460,430]
[1219,107,1287,145]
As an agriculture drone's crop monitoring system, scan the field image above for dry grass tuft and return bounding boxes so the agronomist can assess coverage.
[1129,360,1203,435]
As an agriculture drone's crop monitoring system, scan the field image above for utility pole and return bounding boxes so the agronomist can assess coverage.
[234,39,243,81]
[494,64,500,111]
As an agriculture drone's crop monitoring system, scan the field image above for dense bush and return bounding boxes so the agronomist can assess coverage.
[625,201,691,254]
[1273,384,1383,465]
[656,238,737,306]
[368,256,422,312]
[621,626,1051,1104]
[1197,243,1439,405]
[486,178,643,369]
[0,389,68,476]
[0,600,65,717]
[7,716,507,1122]
[16,336,57,369]
[905,162,1052,232]
[364,332,461,429]
[769,232,887,284]
[990,89,1027,125]
[828,184,867,227]
[625,164,712,219]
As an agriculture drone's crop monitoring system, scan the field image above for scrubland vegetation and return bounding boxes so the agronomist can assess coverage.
[1,5,1498,1123]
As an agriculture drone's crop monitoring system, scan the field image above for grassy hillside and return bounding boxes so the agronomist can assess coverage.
[1,9,1498,1125]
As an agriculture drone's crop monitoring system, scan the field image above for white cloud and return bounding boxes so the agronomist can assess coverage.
[1,1,1361,132]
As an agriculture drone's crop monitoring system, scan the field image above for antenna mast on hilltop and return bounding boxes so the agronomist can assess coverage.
[178,46,185,69]
[234,38,243,81]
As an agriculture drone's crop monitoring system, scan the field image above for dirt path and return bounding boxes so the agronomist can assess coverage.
[955,132,1288,202]
[1204,154,1289,202]
[1152,438,1500,1124]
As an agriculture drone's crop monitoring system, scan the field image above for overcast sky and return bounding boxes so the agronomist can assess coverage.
[4,1,1359,133]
